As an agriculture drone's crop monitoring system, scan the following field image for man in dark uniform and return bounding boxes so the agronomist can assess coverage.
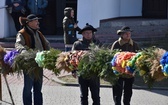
[111,26,140,105]
[72,23,101,105]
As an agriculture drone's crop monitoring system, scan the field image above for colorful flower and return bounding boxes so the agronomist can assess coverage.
[4,50,19,67]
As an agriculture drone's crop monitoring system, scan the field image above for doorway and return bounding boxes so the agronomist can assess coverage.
[43,0,57,35]
[43,0,77,35]
[142,0,167,18]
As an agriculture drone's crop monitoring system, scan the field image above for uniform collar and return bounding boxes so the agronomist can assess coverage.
[118,37,133,46]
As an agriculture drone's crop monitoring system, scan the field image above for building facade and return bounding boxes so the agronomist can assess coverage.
[0,0,167,38]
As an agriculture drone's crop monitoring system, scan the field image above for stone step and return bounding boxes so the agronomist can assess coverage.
[100,18,168,28]
[96,18,168,43]
[96,35,168,50]
[0,35,64,42]
[0,35,65,51]
[0,42,65,51]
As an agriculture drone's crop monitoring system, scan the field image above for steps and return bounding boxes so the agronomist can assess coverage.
[0,35,65,51]
[95,18,168,49]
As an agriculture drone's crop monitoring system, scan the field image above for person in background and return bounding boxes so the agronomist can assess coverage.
[63,7,81,51]
[15,14,50,105]
[27,0,48,33]
[6,0,27,31]
[72,23,101,105]
[111,26,140,105]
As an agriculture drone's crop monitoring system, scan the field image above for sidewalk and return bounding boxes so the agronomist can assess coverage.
[0,69,168,105]
[1,82,168,105]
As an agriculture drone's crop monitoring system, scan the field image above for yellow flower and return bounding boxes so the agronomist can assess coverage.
[64,55,68,61]
[139,64,143,68]
[122,60,126,68]
[163,73,168,77]
[127,61,132,67]
[160,65,163,70]
[138,56,143,61]
[112,67,116,70]
[139,70,146,76]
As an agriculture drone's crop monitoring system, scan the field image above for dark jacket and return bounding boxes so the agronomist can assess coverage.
[6,0,26,13]
[63,7,81,44]
[111,37,139,52]
[71,37,101,76]
[72,37,101,51]
[27,0,48,16]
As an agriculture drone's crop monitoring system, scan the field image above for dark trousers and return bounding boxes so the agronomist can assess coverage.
[23,70,43,105]
[112,77,134,105]
[78,76,100,105]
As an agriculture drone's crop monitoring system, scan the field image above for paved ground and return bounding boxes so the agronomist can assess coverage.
[0,69,167,105]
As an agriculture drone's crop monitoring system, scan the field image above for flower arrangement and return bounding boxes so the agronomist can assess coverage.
[135,47,166,88]
[12,49,41,78]
[56,50,87,72]
[126,52,141,75]
[0,46,13,75]
[35,48,61,75]
[111,51,136,77]
[78,45,119,84]
[4,50,19,67]
[160,52,168,76]
[56,52,72,72]
[0,44,167,88]
[150,48,166,81]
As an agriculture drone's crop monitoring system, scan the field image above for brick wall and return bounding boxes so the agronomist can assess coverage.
[95,18,168,49]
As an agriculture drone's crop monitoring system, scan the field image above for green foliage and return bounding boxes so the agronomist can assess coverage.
[143,73,155,89]
[99,63,118,85]
[12,49,41,79]
[136,46,158,88]
[77,44,119,84]
[12,48,61,79]
[41,48,61,75]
